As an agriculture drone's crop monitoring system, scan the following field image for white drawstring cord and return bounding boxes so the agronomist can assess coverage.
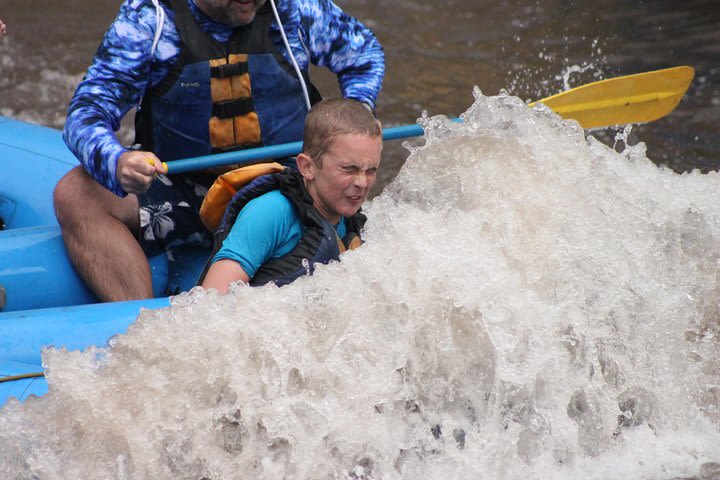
[150,0,166,58]
[268,0,312,110]
[133,0,166,151]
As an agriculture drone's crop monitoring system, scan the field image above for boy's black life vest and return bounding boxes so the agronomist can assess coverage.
[199,169,366,287]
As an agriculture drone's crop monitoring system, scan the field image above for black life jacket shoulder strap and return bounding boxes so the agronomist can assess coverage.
[249,173,332,286]
[196,169,293,284]
[251,174,366,286]
[168,0,225,60]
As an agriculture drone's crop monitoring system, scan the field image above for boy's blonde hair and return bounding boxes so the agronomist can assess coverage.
[302,98,381,166]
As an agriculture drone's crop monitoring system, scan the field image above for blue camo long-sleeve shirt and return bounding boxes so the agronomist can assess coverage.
[63,0,385,197]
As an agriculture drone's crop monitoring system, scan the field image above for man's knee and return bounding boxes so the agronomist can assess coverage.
[54,166,139,230]
[54,166,92,222]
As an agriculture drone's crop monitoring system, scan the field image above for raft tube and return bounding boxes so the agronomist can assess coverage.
[0,116,213,406]
[0,116,77,230]
[0,225,169,311]
[0,296,172,366]
[0,296,173,407]
[0,116,210,312]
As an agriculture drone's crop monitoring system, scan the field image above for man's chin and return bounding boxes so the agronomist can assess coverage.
[227,0,263,26]
[226,13,256,27]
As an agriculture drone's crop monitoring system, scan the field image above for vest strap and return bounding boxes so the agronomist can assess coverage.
[210,62,249,79]
[212,98,254,118]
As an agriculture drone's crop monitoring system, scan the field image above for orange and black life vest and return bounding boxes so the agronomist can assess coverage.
[136,0,320,178]
[198,167,365,287]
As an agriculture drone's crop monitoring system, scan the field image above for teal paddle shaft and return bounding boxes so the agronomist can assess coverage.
[165,122,436,174]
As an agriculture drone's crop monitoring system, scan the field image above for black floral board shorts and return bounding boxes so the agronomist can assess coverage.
[137,173,213,258]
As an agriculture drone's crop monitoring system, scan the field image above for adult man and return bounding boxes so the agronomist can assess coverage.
[55,0,384,301]
[201,97,381,292]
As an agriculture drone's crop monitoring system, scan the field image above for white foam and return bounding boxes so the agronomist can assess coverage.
[2,90,719,479]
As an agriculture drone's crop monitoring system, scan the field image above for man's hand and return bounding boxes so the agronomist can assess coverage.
[117,150,168,195]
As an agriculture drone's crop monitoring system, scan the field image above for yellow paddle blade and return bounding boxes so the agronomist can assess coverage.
[529,66,695,129]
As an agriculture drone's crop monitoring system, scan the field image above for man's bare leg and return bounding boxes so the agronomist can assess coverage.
[54,166,153,302]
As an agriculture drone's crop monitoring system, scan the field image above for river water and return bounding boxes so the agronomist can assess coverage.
[1,1,720,479]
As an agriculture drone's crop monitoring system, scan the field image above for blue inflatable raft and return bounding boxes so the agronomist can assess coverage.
[0,115,434,406]
[0,117,209,406]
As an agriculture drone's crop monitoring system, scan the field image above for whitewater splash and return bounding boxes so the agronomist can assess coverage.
[2,89,720,479]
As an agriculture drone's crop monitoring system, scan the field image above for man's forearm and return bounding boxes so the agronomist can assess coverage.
[63,106,129,197]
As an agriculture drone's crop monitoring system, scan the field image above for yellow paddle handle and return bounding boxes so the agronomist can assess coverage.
[146,158,168,172]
